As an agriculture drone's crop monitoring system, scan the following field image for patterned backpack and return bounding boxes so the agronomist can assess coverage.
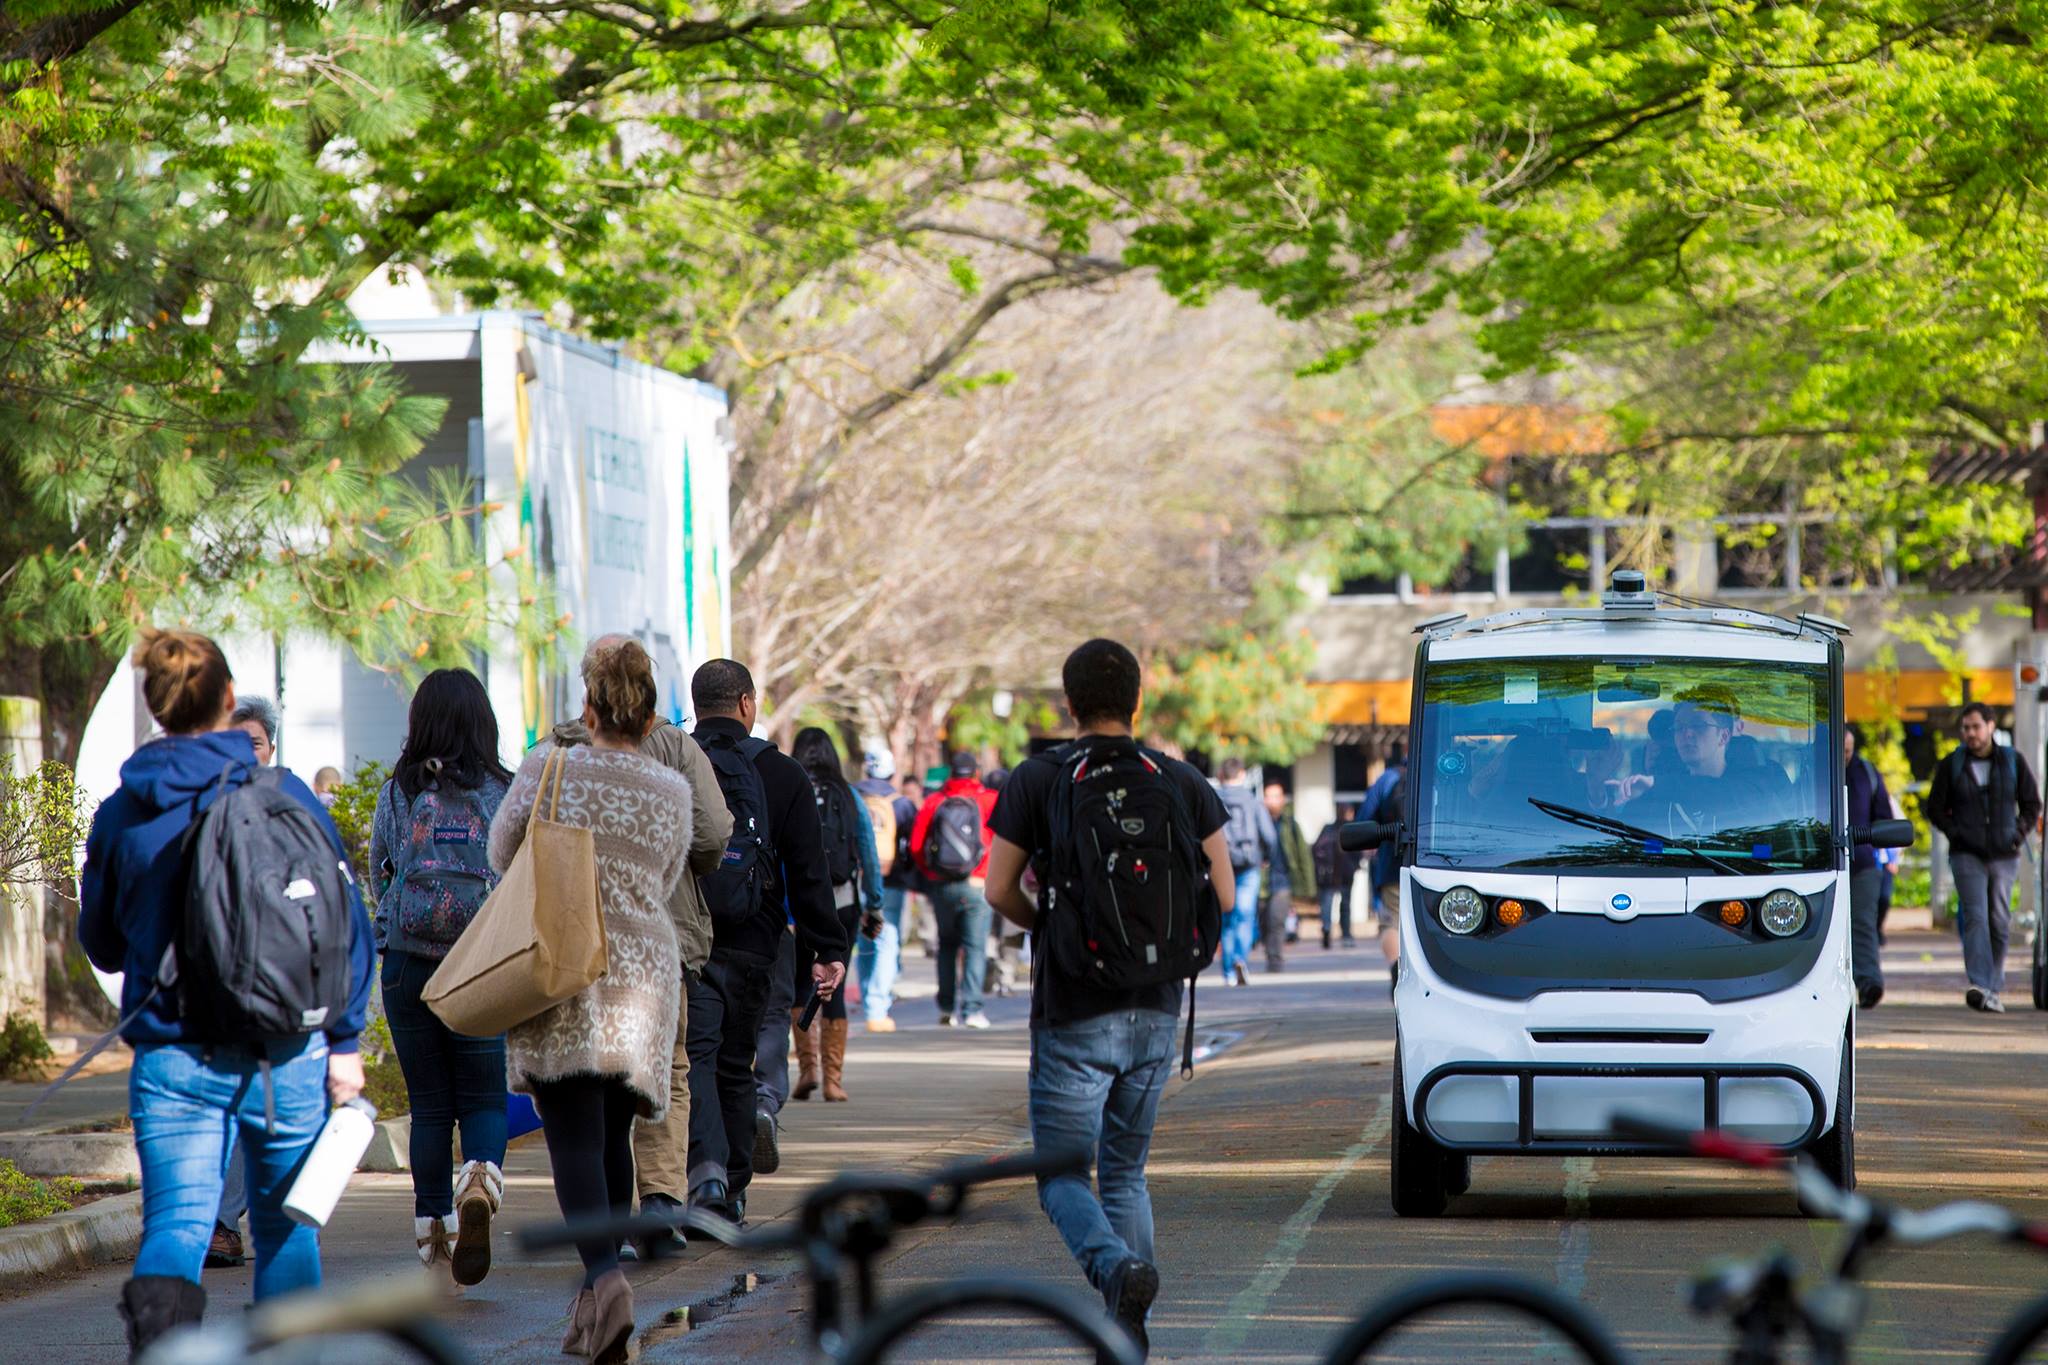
[390,770,500,953]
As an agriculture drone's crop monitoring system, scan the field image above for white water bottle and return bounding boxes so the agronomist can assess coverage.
[282,1097,378,1228]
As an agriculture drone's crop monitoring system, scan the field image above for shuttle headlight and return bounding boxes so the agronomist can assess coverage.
[1758,889,1808,938]
[1437,886,1486,936]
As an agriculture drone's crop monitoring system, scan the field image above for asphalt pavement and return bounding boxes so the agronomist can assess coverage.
[4,918,2047,1363]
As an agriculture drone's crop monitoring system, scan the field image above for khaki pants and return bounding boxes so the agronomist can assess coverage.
[632,978,690,1202]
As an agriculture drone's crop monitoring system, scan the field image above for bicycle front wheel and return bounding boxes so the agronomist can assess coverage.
[1322,1273,1630,1365]
[838,1277,1142,1365]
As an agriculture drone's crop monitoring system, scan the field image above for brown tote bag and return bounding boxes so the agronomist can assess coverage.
[423,745,607,1036]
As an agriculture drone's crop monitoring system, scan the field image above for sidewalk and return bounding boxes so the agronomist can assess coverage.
[0,942,1043,1360]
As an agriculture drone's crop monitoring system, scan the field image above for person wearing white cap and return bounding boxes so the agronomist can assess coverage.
[853,748,918,1031]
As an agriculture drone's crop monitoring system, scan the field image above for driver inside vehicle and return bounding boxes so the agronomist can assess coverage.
[1611,693,1782,824]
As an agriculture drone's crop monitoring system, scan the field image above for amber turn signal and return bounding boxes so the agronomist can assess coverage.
[1719,900,1748,927]
[1496,899,1526,928]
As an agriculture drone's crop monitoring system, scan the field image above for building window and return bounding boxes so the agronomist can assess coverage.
[1505,524,1586,596]
[1335,569,1400,596]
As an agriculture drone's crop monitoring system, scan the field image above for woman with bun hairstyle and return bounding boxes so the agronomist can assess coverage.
[368,667,513,1289]
[488,636,693,1363]
[78,630,373,1358]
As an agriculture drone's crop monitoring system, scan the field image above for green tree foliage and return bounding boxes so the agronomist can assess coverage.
[325,761,389,887]
[0,3,548,757]
[0,760,89,889]
[1146,627,1324,766]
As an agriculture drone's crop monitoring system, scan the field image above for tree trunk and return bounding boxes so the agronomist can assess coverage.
[0,641,123,1029]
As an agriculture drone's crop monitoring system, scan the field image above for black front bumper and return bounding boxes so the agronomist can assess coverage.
[1412,1060,1828,1155]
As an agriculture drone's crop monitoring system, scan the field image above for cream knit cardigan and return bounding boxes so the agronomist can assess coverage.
[488,742,691,1118]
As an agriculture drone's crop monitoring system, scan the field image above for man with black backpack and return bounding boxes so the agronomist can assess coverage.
[686,660,849,1222]
[911,751,1001,1029]
[1213,757,1281,986]
[985,639,1234,1360]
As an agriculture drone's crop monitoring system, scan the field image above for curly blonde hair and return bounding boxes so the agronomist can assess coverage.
[582,635,658,739]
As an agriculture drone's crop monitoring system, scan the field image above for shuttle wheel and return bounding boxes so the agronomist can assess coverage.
[1800,1022,1855,1214]
[1390,1048,1453,1218]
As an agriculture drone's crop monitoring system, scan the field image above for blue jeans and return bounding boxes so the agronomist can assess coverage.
[382,950,508,1217]
[1220,867,1262,979]
[858,887,906,1020]
[1029,1010,1178,1293]
[130,1036,329,1299]
[929,880,991,1020]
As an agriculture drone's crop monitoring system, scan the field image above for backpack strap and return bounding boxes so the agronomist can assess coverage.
[1181,975,1197,1080]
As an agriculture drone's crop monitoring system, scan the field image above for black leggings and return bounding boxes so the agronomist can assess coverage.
[793,905,860,1022]
[532,1075,639,1284]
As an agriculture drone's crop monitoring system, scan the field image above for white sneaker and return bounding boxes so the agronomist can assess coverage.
[414,1216,462,1296]
[960,1012,992,1030]
[452,1158,502,1286]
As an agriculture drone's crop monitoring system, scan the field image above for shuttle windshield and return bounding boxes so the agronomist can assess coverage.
[1415,656,1834,873]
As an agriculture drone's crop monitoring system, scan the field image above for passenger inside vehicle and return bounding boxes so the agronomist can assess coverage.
[1613,695,1786,827]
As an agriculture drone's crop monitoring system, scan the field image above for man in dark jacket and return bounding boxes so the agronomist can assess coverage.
[1925,702,2043,1012]
[686,660,849,1219]
[1843,726,1896,1010]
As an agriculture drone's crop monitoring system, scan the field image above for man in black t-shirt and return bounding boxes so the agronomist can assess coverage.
[985,639,1233,1360]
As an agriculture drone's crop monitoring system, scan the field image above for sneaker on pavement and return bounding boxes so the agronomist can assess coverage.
[960,1011,992,1030]
[1103,1256,1158,1361]
[1232,962,1248,987]
[936,1014,957,1028]
[1966,986,1988,1011]
[203,1223,244,1269]
[865,1016,897,1033]
[1857,983,1884,1010]
[753,1107,781,1175]
[1986,992,2007,1013]
[636,1192,688,1259]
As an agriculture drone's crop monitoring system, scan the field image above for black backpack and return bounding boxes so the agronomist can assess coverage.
[698,731,776,926]
[922,794,985,881]
[1312,823,1343,889]
[814,780,858,887]
[1042,741,1218,990]
[170,767,357,1042]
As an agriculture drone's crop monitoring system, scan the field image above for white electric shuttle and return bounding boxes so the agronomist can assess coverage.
[1346,571,1913,1216]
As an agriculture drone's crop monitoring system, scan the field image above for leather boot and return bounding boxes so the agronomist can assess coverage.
[790,1007,820,1101]
[588,1267,635,1364]
[119,1275,206,1360]
[821,1017,850,1102]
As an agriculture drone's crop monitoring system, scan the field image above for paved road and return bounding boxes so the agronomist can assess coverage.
[5,923,2048,1362]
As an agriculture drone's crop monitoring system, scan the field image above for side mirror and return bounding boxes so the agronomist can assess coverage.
[1852,819,1915,850]
[1340,820,1400,852]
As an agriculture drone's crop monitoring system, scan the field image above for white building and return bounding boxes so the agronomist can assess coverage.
[77,311,732,800]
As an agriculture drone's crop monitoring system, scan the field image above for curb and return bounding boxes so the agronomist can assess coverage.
[0,1134,139,1180]
[0,1190,143,1289]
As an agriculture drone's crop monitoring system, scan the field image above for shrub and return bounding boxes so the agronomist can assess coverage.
[326,761,390,887]
[0,1160,80,1228]
[358,1013,410,1119]
[0,1012,53,1081]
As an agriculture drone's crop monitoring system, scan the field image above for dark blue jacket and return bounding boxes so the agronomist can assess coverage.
[78,731,373,1053]
[1845,756,1894,874]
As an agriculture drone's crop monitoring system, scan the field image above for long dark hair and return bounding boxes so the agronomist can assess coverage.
[791,726,854,802]
[394,668,513,798]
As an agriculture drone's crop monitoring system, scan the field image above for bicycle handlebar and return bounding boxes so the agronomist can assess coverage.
[1610,1113,2048,1249]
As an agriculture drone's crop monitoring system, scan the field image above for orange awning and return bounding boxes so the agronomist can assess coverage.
[1312,669,2015,730]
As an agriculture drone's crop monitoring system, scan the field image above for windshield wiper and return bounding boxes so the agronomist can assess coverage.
[1526,797,1747,877]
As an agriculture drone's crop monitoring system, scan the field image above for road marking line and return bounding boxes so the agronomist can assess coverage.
[1200,1094,1392,1356]
[1538,1156,1599,1363]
